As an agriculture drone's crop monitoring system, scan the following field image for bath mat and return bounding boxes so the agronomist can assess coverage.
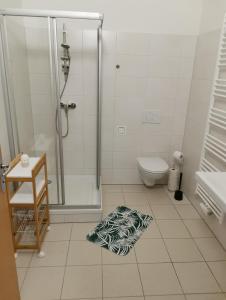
[87,206,153,256]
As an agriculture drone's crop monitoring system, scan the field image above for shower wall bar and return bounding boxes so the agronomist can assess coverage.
[0,9,104,23]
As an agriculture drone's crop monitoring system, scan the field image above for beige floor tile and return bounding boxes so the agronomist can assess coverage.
[102,184,123,192]
[127,204,153,215]
[164,239,203,262]
[30,241,69,267]
[123,184,146,192]
[124,192,148,205]
[194,238,226,261]
[157,220,191,238]
[174,262,220,293]
[62,266,102,299]
[16,250,33,268]
[146,187,172,205]
[17,268,27,289]
[103,264,143,297]
[45,223,72,241]
[135,238,170,263]
[71,223,97,240]
[106,298,144,300]
[102,248,137,264]
[208,261,226,292]
[67,240,101,265]
[141,220,161,239]
[146,296,185,300]
[183,220,214,238]
[139,263,182,295]
[20,266,64,300]
[185,294,226,300]
[152,205,180,219]
[176,205,201,219]
[102,192,125,206]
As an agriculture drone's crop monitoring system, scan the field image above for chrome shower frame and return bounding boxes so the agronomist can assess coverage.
[0,8,103,206]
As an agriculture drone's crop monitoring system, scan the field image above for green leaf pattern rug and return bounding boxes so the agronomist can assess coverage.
[87,206,153,256]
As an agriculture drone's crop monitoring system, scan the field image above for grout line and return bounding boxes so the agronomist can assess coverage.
[133,248,145,298]
[59,223,73,300]
[101,248,104,300]
[154,213,186,297]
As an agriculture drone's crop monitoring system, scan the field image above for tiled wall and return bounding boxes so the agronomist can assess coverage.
[25,24,197,183]
[182,30,220,197]
[101,32,197,183]
[21,22,196,184]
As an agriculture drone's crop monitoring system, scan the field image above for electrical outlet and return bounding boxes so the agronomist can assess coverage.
[116,125,127,136]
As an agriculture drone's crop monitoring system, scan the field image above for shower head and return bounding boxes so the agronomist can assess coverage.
[61,23,71,79]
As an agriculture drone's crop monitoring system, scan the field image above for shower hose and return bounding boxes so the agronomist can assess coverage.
[55,58,71,138]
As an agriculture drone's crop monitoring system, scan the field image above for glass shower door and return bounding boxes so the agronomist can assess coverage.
[55,18,100,207]
[0,16,61,205]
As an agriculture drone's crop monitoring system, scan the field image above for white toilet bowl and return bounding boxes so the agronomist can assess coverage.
[137,157,169,187]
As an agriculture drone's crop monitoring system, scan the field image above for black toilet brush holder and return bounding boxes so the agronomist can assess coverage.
[174,172,183,201]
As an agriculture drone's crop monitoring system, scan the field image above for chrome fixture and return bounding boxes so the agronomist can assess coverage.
[61,24,70,80]
[56,23,74,138]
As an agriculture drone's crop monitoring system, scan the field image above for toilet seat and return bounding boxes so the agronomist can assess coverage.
[137,157,169,174]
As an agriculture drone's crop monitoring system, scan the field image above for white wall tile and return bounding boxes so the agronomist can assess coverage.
[115,76,147,97]
[102,31,117,54]
[116,32,149,55]
[148,56,180,78]
[115,54,148,77]
[148,34,183,57]
[113,151,138,169]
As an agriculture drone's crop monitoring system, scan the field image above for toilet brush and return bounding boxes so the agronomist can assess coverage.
[174,172,183,201]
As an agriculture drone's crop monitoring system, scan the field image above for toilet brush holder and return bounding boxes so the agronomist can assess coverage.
[174,172,183,201]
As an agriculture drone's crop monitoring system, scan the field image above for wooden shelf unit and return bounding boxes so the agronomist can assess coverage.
[5,153,50,254]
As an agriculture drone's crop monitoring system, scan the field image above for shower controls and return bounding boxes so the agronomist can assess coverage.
[68,102,76,109]
[60,102,76,110]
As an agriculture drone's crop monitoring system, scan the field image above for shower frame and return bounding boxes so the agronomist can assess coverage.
[0,9,103,207]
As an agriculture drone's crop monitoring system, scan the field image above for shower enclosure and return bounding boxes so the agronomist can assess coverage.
[0,9,103,220]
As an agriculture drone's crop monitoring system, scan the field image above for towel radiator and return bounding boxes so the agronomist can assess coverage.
[196,14,226,223]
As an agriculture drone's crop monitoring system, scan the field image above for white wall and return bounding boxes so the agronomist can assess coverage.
[182,0,226,248]
[22,0,203,35]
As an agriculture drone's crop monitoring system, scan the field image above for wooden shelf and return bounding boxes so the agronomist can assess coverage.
[5,153,50,254]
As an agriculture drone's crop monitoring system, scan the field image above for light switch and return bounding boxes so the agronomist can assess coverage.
[143,110,160,124]
[117,125,127,136]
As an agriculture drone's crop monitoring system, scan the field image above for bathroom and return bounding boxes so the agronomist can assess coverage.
[1,0,226,299]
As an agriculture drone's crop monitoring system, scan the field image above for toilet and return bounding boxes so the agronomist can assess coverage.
[137,157,169,187]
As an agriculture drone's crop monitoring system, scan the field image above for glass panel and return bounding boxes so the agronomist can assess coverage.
[56,19,100,207]
[4,16,60,205]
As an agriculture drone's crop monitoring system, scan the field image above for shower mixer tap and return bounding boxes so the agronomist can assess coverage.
[60,102,76,110]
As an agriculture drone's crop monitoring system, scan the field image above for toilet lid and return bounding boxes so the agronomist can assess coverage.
[137,157,169,174]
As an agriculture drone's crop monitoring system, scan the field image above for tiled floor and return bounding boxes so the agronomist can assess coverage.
[17,185,226,300]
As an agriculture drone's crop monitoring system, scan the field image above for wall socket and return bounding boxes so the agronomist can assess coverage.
[116,125,127,136]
